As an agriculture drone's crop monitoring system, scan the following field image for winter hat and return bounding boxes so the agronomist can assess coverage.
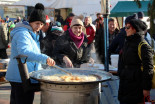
[55,21,61,27]
[51,21,62,31]
[29,3,46,24]
[70,16,84,27]
[129,19,147,32]
[46,15,50,23]
[52,21,61,27]
[125,14,138,24]
[51,26,63,31]
[68,13,75,17]
[137,12,144,19]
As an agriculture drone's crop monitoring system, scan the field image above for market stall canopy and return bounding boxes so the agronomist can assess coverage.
[12,0,56,7]
[13,0,98,8]
[49,0,78,8]
[0,0,20,4]
[48,0,98,9]
[110,1,151,17]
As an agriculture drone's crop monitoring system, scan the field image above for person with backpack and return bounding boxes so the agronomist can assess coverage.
[118,19,154,104]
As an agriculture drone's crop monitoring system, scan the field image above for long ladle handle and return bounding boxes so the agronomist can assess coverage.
[53,65,72,76]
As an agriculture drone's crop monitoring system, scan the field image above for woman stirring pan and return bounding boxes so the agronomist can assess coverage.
[5,3,55,104]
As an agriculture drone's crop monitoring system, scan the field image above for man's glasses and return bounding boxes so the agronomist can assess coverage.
[125,26,131,30]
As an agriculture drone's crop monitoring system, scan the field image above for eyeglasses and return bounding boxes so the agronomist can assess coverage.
[125,26,131,30]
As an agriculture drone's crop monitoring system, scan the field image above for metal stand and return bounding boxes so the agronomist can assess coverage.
[104,14,109,72]
[14,55,40,92]
[100,0,110,103]
[98,83,102,104]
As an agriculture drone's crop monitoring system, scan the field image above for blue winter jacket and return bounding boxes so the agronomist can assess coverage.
[5,22,49,83]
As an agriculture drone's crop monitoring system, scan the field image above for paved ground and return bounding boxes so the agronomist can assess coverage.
[0,82,40,104]
[0,83,10,104]
[0,47,42,104]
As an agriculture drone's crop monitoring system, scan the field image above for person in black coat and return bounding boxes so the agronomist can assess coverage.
[109,14,138,55]
[53,16,90,68]
[42,22,64,58]
[118,19,154,104]
[95,17,105,64]
[109,27,125,54]
[108,14,138,68]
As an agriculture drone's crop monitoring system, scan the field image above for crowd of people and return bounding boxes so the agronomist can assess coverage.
[0,2,154,104]
[0,15,23,59]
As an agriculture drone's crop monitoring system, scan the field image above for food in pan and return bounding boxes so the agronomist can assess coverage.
[60,75,82,82]
[61,75,97,82]
[41,76,61,81]
[41,75,97,82]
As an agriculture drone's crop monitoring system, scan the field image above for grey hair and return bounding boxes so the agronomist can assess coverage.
[84,16,92,24]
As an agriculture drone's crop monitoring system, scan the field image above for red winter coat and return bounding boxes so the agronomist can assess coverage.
[63,18,72,31]
[85,24,96,44]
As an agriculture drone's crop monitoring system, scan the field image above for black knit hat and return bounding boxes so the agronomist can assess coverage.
[29,3,46,24]
[125,14,138,24]
[129,19,147,32]
[68,13,75,17]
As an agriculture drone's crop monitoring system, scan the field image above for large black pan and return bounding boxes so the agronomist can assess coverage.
[29,67,112,85]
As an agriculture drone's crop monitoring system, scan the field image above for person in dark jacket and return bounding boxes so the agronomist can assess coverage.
[92,13,102,26]
[109,14,138,54]
[42,21,63,58]
[39,15,51,52]
[137,11,144,20]
[94,17,105,64]
[108,17,119,45]
[108,14,138,68]
[118,19,153,104]
[5,16,12,24]
[56,14,64,25]
[63,13,75,31]
[0,20,8,59]
[53,16,90,68]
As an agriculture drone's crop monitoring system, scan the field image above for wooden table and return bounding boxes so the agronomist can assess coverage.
[0,69,7,83]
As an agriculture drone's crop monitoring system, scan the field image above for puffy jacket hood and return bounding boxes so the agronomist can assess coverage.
[10,21,33,38]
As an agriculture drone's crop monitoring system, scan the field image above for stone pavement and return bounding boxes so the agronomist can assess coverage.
[0,83,10,104]
[0,82,41,104]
